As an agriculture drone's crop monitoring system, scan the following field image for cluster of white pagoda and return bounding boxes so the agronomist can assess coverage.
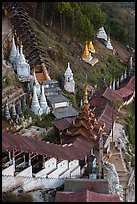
[31,71,50,116]
[9,34,30,80]
[109,69,127,90]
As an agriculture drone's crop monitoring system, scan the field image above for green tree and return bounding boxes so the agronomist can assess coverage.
[2,192,18,202]
[78,2,106,32]
[73,11,95,41]
[55,2,71,41]
[18,193,33,202]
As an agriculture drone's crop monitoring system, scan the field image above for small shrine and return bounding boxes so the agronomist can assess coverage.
[88,41,95,53]
[64,62,75,93]
[82,43,98,66]
[82,43,93,62]
[106,35,113,50]
[35,63,51,81]
[97,27,108,41]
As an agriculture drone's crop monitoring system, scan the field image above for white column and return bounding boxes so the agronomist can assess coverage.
[29,159,31,166]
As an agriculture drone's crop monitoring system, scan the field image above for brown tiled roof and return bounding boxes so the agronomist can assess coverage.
[112,39,130,64]
[64,178,109,193]
[90,97,112,107]
[102,88,122,102]
[55,189,121,202]
[94,103,117,133]
[114,75,135,99]
[2,132,94,160]
[54,117,76,131]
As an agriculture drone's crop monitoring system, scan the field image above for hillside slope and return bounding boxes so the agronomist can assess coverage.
[29,17,127,90]
[2,2,131,93]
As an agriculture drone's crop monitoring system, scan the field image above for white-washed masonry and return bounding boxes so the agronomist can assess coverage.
[2,155,80,192]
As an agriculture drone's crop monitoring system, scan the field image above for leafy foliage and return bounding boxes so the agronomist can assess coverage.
[2,192,18,202]
[2,192,33,202]
[62,91,78,109]
[124,100,135,150]
[34,114,54,129]
[101,2,135,47]
[18,193,34,202]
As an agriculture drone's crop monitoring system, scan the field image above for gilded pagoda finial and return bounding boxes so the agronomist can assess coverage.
[20,41,23,48]
[14,30,17,36]
[108,34,110,41]
[84,84,88,104]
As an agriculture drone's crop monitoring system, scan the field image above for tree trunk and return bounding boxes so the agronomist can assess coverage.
[48,3,54,37]
[41,2,45,24]
[33,2,37,19]
[63,13,66,35]
[59,12,63,42]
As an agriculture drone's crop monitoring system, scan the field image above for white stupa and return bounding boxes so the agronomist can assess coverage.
[112,78,116,90]
[116,78,120,89]
[120,73,124,83]
[109,81,112,89]
[106,35,113,50]
[4,100,11,120]
[97,27,108,41]
[64,62,75,93]
[128,56,133,76]
[40,84,50,114]
[9,35,17,64]
[129,56,133,69]
[124,69,127,80]
[11,102,17,120]
[31,85,43,116]
[17,42,30,80]
[33,69,41,97]
[13,46,20,71]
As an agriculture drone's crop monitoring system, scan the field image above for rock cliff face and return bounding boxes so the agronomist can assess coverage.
[2,61,18,88]
[104,162,124,201]
[126,171,135,202]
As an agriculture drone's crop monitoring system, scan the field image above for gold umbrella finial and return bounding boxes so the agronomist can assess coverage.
[84,84,88,104]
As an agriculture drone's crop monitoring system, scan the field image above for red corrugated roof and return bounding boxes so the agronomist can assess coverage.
[2,132,94,160]
[55,189,121,202]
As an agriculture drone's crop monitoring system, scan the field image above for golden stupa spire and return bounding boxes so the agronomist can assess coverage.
[88,40,95,53]
[82,43,90,59]
[108,34,110,41]
[84,84,88,104]
[20,41,23,48]
[14,30,17,37]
